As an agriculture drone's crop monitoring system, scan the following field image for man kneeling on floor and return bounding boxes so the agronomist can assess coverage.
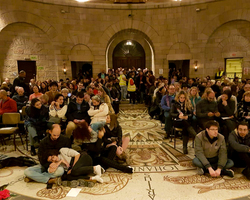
[192,120,234,177]
[228,121,250,180]
[24,124,71,184]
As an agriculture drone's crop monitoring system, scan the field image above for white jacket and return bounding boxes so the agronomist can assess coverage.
[49,105,67,120]
[87,103,109,124]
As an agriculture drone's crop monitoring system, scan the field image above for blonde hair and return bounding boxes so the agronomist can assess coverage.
[175,90,193,111]
[201,87,213,99]
[189,86,199,98]
[243,91,250,101]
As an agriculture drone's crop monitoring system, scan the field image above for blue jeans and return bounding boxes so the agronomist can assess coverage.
[192,157,234,170]
[24,164,64,183]
[120,85,127,100]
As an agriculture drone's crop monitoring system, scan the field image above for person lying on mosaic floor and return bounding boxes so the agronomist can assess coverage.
[24,124,71,184]
[87,95,109,124]
[46,148,105,187]
[25,98,49,156]
[192,120,234,178]
[170,90,197,154]
[228,122,250,180]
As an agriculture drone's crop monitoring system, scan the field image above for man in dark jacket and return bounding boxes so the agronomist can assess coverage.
[196,90,220,129]
[228,122,250,179]
[12,87,28,111]
[12,70,29,96]
[65,92,90,136]
[24,124,71,184]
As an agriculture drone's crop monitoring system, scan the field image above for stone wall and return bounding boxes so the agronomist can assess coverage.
[1,0,250,82]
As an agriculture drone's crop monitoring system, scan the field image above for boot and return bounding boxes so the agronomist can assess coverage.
[187,126,197,138]
[33,136,40,148]
[183,136,189,154]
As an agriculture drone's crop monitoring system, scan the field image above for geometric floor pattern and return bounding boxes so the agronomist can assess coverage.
[1,104,250,199]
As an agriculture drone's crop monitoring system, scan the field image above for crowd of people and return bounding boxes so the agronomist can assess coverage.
[1,66,250,186]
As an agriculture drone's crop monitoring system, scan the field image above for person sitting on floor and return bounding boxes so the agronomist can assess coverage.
[228,122,250,180]
[192,120,234,177]
[88,95,109,124]
[24,124,71,184]
[25,98,49,156]
[65,92,90,137]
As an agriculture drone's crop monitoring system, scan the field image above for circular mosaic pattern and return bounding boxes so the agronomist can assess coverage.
[120,120,158,130]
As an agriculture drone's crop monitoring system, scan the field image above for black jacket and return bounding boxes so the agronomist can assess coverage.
[12,94,28,110]
[103,124,122,147]
[38,135,71,170]
[170,100,192,120]
[66,99,90,124]
[217,99,235,117]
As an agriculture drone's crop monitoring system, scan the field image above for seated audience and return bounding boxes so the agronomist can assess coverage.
[88,95,109,124]
[196,90,220,129]
[29,85,43,101]
[228,122,250,179]
[170,90,196,154]
[237,91,250,122]
[61,88,71,105]
[24,124,71,184]
[65,92,90,137]
[45,81,60,104]
[49,94,67,124]
[25,98,49,156]
[39,94,49,107]
[97,87,114,114]
[40,82,48,94]
[193,120,234,177]
[72,81,85,98]
[160,85,175,138]
[0,89,17,122]
[12,87,28,111]
[217,90,237,141]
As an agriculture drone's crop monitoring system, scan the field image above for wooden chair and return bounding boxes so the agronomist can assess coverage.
[0,113,24,151]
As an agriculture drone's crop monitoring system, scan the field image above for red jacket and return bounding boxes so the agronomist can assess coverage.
[0,97,17,115]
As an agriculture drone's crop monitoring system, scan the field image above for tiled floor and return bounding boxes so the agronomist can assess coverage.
[1,104,250,200]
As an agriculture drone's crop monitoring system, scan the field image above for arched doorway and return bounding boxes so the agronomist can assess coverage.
[112,40,145,71]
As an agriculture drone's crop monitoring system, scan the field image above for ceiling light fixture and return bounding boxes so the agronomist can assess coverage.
[76,0,89,2]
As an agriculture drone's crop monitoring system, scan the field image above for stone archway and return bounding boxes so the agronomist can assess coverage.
[204,20,250,78]
[106,29,154,73]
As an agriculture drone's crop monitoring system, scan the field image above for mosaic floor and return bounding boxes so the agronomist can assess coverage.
[1,105,250,200]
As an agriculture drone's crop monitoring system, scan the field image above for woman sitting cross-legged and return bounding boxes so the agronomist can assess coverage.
[25,98,49,156]
[45,148,105,187]
[170,90,197,154]
[87,95,109,124]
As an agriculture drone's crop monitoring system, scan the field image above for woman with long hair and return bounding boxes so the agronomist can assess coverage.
[238,91,250,122]
[40,82,48,94]
[97,87,114,114]
[25,98,49,156]
[49,94,67,124]
[170,90,197,154]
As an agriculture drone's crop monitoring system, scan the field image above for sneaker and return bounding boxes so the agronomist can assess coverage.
[91,175,103,183]
[223,169,234,178]
[197,168,204,175]
[94,165,105,176]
